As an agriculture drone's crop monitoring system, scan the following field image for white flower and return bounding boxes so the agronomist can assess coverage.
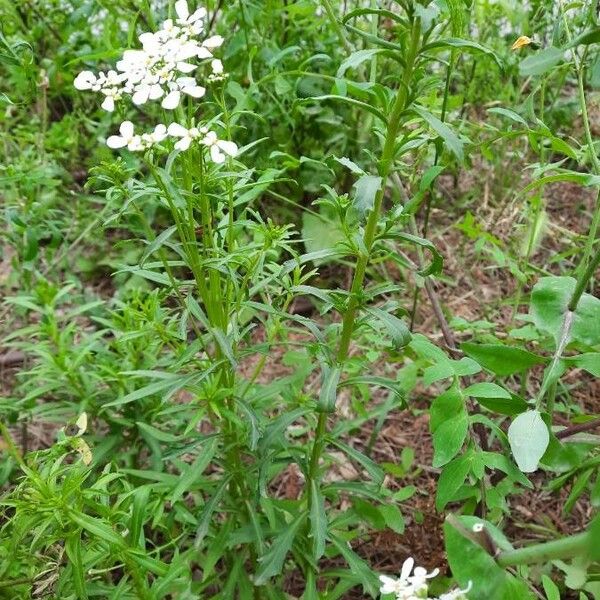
[161,77,205,109]
[100,87,122,112]
[211,59,223,75]
[132,81,164,105]
[162,90,181,110]
[379,558,415,597]
[167,122,204,151]
[437,582,472,600]
[203,35,224,49]
[175,0,207,33]
[107,122,167,152]
[201,130,237,163]
[74,1,228,113]
[74,70,96,90]
[379,557,441,600]
[140,123,168,147]
[408,565,439,594]
[107,121,142,150]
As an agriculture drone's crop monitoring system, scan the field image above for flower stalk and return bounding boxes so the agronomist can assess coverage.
[305,13,423,541]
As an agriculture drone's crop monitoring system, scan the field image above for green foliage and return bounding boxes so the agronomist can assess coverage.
[1,0,599,598]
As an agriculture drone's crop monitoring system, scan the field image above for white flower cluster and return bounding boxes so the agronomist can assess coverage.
[74,0,225,111]
[379,558,471,600]
[73,1,237,162]
[107,120,237,163]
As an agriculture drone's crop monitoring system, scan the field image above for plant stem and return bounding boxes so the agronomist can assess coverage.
[496,531,590,567]
[305,12,422,538]
[337,21,422,362]
[560,1,600,275]
[320,0,353,54]
[569,243,600,311]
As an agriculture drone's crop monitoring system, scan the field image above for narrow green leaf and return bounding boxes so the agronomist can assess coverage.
[436,453,472,511]
[254,512,306,586]
[129,486,150,547]
[310,480,328,560]
[422,38,502,68]
[68,510,127,549]
[318,365,341,413]
[195,475,232,546]
[65,533,88,600]
[364,307,412,350]
[413,106,464,162]
[462,342,545,376]
[328,438,384,487]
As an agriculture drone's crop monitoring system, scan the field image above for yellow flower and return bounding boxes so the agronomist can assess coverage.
[511,36,532,50]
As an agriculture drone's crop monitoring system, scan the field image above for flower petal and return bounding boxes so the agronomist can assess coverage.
[188,8,207,23]
[203,35,224,49]
[162,90,181,109]
[378,575,398,595]
[175,0,189,21]
[175,137,192,151]
[167,122,188,137]
[119,121,134,138]
[106,135,127,149]
[400,557,415,582]
[132,86,150,105]
[74,70,95,90]
[210,145,225,163]
[196,47,213,60]
[217,140,237,157]
[177,61,197,73]
[101,96,115,112]
[182,84,206,98]
[149,84,164,99]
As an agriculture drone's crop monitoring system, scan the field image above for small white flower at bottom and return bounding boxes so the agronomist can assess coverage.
[437,581,472,600]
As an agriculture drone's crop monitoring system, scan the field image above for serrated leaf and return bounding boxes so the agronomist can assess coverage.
[333,156,365,175]
[254,512,305,586]
[329,534,379,596]
[364,307,411,350]
[422,38,503,68]
[329,438,384,487]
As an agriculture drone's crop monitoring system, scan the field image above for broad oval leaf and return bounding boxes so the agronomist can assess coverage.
[508,410,550,473]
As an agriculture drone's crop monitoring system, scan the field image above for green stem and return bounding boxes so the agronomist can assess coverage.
[560,1,600,274]
[337,22,422,360]
[305,13,422,545]
[496,531,590,567]
[320,0,353,54]
[569,243,600,311]
[409,45,454,328]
